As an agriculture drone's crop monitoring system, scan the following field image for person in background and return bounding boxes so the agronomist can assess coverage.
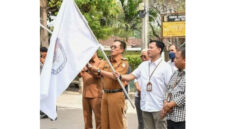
[40,46,48,119]
[79,53,103,129]
[40,47,48,73]
[167,44,178,73]
[161,47,186,129]
[123,64,131,129]
[134,48,150,129]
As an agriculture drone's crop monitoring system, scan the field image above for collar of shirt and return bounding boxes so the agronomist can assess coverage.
[149,57,162,66]
[110,57,115,62]
[178,69,185,75]
[110,56,121,63]
[167,60,175,65]
[89,60,95,63]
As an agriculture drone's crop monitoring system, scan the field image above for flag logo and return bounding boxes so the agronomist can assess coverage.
[51,38,67,75]
[40,0,100,119]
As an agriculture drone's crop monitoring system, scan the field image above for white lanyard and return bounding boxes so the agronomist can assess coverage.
[146,59,162,91]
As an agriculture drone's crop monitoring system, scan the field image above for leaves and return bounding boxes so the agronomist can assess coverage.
[45,0,185,40]
[125,54,142,70]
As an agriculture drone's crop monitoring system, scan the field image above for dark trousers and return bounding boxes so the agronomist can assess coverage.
[135,96,144,129]
[167,120,185,129]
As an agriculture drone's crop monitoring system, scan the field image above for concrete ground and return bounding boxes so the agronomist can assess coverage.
[40,90,138,129]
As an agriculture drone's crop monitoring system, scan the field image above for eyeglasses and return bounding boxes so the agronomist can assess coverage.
[110,45,118,50]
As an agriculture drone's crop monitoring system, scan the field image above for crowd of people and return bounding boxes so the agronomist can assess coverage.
[40,39,185,129]
[80,39,185,129]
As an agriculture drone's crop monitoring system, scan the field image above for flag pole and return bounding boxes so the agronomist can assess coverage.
[98,46,136,109]
[40,23,52,34]
[73,2,135,108]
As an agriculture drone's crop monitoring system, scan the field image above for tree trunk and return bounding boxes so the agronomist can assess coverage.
[150,23,160,39]
[40,0,49,48]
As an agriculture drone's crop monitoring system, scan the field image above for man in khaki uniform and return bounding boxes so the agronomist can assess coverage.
[88,40,129,129]
[79,53,103,129]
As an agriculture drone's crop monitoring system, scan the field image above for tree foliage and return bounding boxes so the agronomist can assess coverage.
[48,0,62,21]
[76,0,124,39]
[47,0,123,39]
[114,0,142,39]
[44,0,185,40]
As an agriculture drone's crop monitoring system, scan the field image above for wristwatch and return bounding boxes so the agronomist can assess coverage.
[97,69,101,76]
[119,74,122,80]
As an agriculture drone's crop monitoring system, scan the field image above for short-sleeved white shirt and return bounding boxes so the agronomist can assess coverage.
[132,57,173,112]
[167,60,178,74]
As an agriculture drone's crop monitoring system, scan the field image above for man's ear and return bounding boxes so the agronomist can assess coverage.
[120,48,124,54]
[160,48,163,54]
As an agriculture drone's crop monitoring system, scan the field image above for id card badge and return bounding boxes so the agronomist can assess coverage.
[146,82,152,91]
[167,93,172,102]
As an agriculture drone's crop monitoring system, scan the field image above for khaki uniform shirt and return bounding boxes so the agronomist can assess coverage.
[81,60,104,98]
[99,58,129,90]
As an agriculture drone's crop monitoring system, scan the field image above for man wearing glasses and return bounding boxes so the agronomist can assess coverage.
[88,40,129,129]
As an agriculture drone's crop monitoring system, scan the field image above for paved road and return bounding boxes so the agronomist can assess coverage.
[40,91,138,129]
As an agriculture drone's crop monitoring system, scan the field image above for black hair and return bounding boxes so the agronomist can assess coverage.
[40,47,48,52]
[114,40,126,50]
[149,40,165,54]
[177,46,185,59]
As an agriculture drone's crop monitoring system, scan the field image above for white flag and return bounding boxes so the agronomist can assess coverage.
[40,0,99,120]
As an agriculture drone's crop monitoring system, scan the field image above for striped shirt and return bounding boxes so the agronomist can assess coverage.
[165,69,185,122]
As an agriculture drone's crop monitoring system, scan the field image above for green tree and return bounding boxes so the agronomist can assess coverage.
[47,0,62,21]
[41,0,185,46]
[149,7,161,39]
[114,0,142,40]
[47,0,123,39]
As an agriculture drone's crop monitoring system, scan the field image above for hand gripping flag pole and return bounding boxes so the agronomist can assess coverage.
[40,0,135,109]
[72,1,135,109]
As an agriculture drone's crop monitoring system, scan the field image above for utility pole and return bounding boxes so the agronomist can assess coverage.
[141,0,149,50]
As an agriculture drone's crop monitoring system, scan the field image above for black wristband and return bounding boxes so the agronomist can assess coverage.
[97,69,101,76]
[119,74,122,80]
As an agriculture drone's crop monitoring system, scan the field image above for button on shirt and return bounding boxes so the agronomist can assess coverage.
[132,57,173,112]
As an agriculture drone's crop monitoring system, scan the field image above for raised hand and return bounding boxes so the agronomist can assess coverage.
[113,72,120,78]
[87,63,98,72]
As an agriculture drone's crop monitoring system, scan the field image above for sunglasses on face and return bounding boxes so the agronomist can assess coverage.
[110,45,119,49]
